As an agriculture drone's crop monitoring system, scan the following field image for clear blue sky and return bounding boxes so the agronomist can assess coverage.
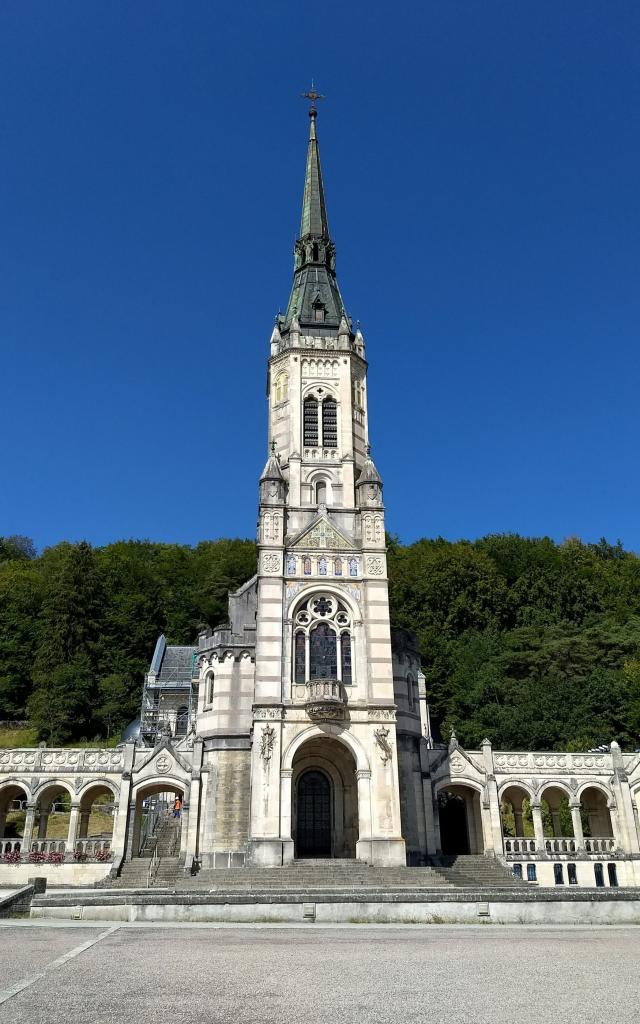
[2,2,639,552]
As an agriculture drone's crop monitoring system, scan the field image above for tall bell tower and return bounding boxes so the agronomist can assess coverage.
[249,97,406,867]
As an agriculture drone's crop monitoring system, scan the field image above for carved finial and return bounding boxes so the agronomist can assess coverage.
[270,440,276,455]
[450,727,457,740]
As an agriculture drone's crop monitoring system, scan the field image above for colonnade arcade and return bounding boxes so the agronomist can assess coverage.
[0,778,116,857]
[435,779,616,856]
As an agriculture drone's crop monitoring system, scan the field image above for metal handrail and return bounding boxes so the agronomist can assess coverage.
[147,838,159,888]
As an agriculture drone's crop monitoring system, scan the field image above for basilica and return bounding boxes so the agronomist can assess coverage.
[2,105,640,891]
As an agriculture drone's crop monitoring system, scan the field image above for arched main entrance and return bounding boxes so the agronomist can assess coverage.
[292,736,358,859]
[297,770,331,857]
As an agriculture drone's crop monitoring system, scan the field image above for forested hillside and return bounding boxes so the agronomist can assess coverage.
[1,533,639,751]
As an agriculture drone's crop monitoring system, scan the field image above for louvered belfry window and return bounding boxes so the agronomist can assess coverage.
[322,398,337,448]
[304,397,319,446]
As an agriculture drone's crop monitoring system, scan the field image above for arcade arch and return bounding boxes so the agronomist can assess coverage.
[0,783,29,852]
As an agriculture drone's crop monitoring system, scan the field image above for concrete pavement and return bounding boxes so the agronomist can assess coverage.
[0,923,638,1023]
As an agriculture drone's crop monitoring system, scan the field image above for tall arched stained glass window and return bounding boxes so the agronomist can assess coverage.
[334,557,342,576]
[340,632,352,684]
[319,557,327,575]
[294,632,306,683]
[349,558,358,577]
[303,557,311,575]
[309,622,337,679]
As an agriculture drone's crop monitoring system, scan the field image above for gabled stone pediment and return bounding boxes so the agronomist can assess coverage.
[132,737,192,780]
[288,514,355,552]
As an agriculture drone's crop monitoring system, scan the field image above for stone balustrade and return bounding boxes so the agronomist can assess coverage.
[504,836,617,856]
[30,840,66,855]
[1,839,22,855]
[304,680,347,721]
[504,837,537,854]
[74,839,111,856]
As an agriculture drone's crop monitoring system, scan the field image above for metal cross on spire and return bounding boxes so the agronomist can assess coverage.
[301,82,325,117]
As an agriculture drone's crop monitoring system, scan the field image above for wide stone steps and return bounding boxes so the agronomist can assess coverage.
[102,855,528,892]
[427,855,527,888]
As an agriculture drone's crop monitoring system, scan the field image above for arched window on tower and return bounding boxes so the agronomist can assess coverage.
[341,632,352,684]
[309,622,337,679]
[303,397,319,447]
[292,596,354,685]
[316,481,327,505]
[334,557,343,576]
[274,372,289,404]
[294,632,306,683]
[322,398,337,448]
[303,556,312,576]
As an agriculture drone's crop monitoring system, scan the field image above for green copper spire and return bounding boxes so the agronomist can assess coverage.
[299,101,330,239]
[284,94,347,330]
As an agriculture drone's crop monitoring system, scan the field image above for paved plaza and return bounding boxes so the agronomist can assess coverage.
[0,923,638,1023]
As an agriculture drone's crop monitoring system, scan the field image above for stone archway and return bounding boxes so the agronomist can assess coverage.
[437,784,484,855]
[291,736,358,859]
[128,781,185,860]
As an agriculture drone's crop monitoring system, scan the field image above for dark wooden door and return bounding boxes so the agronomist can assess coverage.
[297,771,331,857]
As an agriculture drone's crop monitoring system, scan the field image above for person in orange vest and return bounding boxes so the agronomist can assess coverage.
[173,795,182,819]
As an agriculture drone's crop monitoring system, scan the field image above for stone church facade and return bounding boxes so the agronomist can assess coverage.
[2,107,640,888]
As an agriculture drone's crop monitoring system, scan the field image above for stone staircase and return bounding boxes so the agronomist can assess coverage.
[426,855,528,888]
[179,859,455,892]
[105,812,181,889]
[102,853,527,892]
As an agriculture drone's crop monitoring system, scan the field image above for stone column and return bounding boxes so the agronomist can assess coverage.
[570,801,584,849]
[66,803,81,852]
[21,803,36,851]
[111,773,132,863]
[184,774,201,866]
[514,809,524,837]
[79,810,91,839]
[280,769,294,863]
[530,801,545,851]
[483,776,503,856]
[37,806,50,839]
[355,769,373,856]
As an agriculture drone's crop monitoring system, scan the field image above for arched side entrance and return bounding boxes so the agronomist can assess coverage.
[438,785,484,855]
[292,737,358,859]
[129,782,185,859]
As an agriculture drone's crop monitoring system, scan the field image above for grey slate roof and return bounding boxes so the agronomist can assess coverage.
[148,634,197,687]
